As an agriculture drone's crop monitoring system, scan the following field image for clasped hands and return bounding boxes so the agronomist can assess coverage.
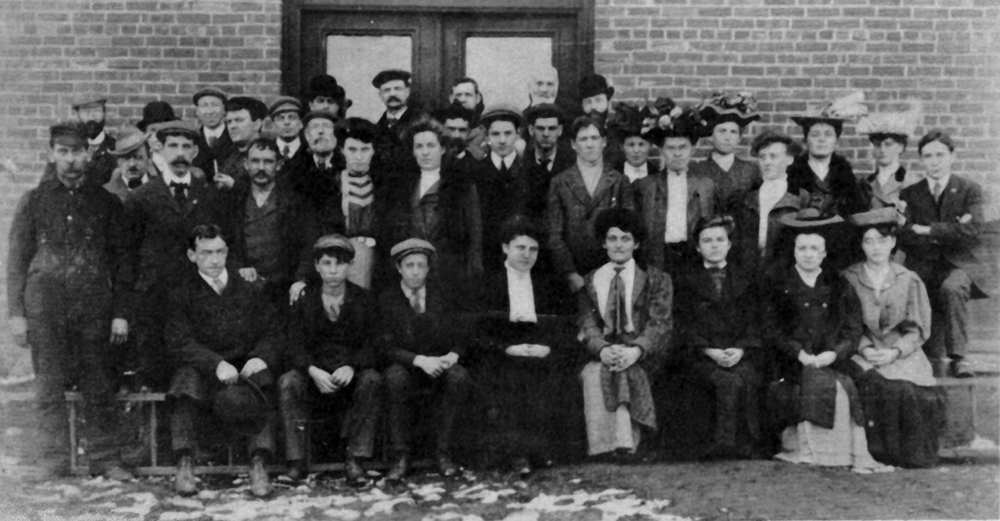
[308,365,355,394]
[797,350,838,369]
[705,347,744,368]
[413,352,459,378]
[216,357,267,386]
[861,347,901,367]
[599,345,642,372]
[505,344,551,358]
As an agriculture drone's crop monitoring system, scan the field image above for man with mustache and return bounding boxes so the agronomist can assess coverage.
[527,67,560,109]
[192,88,236,181]
[8,122,133,478]
[268,96,308,187]
[215,96,268,191]
[104,126,153,201]
[449,77,487,160]
[73,96,118,186]
[372,69,421,164]
[125,120,234,389]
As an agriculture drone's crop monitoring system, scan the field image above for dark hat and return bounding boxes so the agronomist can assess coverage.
[137,101,178,132]
[579,74,614,100]
[313,234,355,253]
[109,126,147,156]
[71,96,107,110]
[390,238,436,263]
[523,103,567,126]
[268,96,302,118]
[431,103,475,125]
[302,110,340,127]
[848,207,902,227]
[305,74,340,99]
[479,103,523,129]
[153,120,200,142]
[212,370,273,436]
[49,121,88,146]
[779,207,845,229]
[791,91,868,137]
[192,87,227,105]
[699,91,760,129]
[334,117,378,145]
[606,102,655,141]
[644,105,712,146]
[225,96,268,121]
[372,69,411,89]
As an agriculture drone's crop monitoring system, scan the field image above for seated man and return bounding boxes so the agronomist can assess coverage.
[673,215,763,459]
[278,235,383,486]
[165,224,282,497]
[578,208,672,458]
[899,130,986,378]
[376,239,472,480]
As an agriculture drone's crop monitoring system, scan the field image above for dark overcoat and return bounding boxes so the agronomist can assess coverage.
[285,281,378,373]
[689,155,761,213]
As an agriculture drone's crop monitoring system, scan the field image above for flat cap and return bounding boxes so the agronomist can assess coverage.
[152,120,200,141]
[523,103,567,126]
[269,96,302,117]
[480,103,523,129]
[313,234,355,253]
[109,126,147,156]
[50,121,88,145]
[372,69,411,89]
[192,87,227,105]
[390,238,436,262]
[302,110,340,126]
[71,96,107,110]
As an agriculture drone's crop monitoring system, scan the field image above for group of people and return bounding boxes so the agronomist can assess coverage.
[7,67,987,498]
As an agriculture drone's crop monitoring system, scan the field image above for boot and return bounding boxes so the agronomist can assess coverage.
[286,459,307,482]
[174,453,197,496]
[436,453,459,478]
[249,452,271,498]
[344,454,367,487]
[386,453,409,482]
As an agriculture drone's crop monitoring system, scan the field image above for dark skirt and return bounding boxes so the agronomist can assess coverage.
[854,370,947,468]
[690,359,764,456]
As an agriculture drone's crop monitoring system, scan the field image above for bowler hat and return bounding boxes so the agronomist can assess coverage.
[137,101,178,132]
[579,74,614,100]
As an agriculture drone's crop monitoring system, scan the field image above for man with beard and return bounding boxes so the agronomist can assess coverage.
[305,74,351,119]
[527,67,560,109]
[449,77,487,160]
[372,69,420,163]
[432,103,478,176]
[70,96,117,186]
[105,126,152,201]
[269,96,307,186]
[215,96,268,191]
[125,121,233,389]
[192,88,236,180]
[227,138,305,307]
[8,122,133,478]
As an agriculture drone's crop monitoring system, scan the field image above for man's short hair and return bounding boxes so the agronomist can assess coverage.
[498,214,545,246]
[432,103,475,126]
[751,131,802,157]
[692,214,736,242]
[571,115,606,139]
[451,76,480,95]
[244,137,280,158]
[188,223,227,251]
[225,96,268,121]
[918,129,956,154]
[313,245,355,264]
[594,208,646,246]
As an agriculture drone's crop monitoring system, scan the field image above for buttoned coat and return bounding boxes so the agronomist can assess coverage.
[673,263,762,364]
[633,172,718,272]
[546,163,635,277]
[689,156,761,212]
[374,282,470,366]
[227,178,308,290]
[285,281,378,373]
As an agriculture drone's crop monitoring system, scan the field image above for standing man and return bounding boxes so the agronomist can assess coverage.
[449,77,487,160]
[433,103,478,172]
[126,120,233,389]
[192,88,235,181]
[579,74,623,167]
[899,130,987,378]
[269,96,307,185]
[477,104,530,270]
[73,96,117,186]
[372,69,419,156]
[523,103,574,198]
[8,122,133,478]
[105,126,152,202]
[215,96,268,190]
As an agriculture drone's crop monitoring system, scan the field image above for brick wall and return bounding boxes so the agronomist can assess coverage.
[594,0,1000,219]
[0,0,282,371]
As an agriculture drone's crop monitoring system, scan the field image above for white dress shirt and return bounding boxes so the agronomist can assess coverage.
[418,168,441,199]
[506,262,537,323]
[623,162,648,183]
[199,268,229,295]
[203,124,225,143]
[400,283,426,312]
[162,167,192,188]
[758,177,788,249]
[664,170,688,243]
[491,151,515,172]
[578,160,603,196]
[593,258,637,333]
[278,137,301,158]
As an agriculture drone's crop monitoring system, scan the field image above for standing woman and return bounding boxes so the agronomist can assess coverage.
[691,91,762,212]
[765,208,892,473]
[843,209,946,468]
[855,103,923,210]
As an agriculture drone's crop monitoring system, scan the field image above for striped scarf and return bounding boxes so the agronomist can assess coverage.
[341,169,374,219]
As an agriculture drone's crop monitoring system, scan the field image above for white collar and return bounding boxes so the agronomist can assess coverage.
[704,260,727,270]
[88,130,106,147]
[929,174,951,191]
[400,282,425,299]
[199,268,229,291]
[386,107,408,120]
[203,124,225,140]
[314,154,333,168]
[491,151,515,170]
[623,162,648,182]
[594,258,638,333]
[535,147,556,164]
[666,168,687,178]
[876,162,900,185]
[161,167,192,186]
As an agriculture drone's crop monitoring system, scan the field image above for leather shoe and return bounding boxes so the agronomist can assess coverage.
[286,459,307,482]
[436,454,459,478]
[345,455,367,486]
[101,465,135,482]
[249,453,271,498]
[952,360,975,378]
[512,457,532,478]
[175,454,197,496]
[386,454,409,482]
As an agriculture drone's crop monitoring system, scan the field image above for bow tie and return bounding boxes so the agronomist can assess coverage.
[707,267,725,275]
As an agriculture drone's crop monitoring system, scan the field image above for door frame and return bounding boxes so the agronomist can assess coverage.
[281,0,595,103]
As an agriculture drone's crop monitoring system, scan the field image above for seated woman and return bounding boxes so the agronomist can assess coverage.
[578,208,672,458]
[674,215,763,459]
[843,208,946,468]
[765,208,892,473]
[476,215,576,475]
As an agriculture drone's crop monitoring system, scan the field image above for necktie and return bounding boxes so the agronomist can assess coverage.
[207,135,218,148]
[932,181,944,203]
[387,118,398,128]
[282,144,291,159]
[707,267,726,298]
[499,160,509,175]
[211,276,226,295]
[410,289,423,314]
[170,181,188,207]
[605,267,627,336]
[539,157,551,172]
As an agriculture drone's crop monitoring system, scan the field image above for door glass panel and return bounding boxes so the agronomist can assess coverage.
[327,35,413,122]
[465,37,553,109]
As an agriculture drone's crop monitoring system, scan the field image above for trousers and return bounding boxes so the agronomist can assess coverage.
[384,362,471,456]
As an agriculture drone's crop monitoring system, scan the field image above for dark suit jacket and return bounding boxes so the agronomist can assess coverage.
[375,282,469,366]
[899,175,987,295]
[633,172,718,272]
[545,163,635,277]
[673,263,761,364]
[476,154,538,269]
[166,268,283,376]
[125,174,233,292]
[285,281,377,373]
[689,155,761,213]
[730,185,802,273]
[193,126,237,181]
[227,179,308,290]
[522,143,575,216]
